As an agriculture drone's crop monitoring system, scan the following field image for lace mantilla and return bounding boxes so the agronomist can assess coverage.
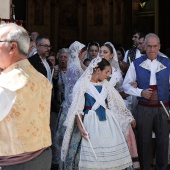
[61,56,134,161]
[62,41,85,110]
[104,80,134,136]
[104,42,120,70]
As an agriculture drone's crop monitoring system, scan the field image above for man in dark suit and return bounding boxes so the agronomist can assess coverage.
[28,35,53,81]
[28,36,59,170]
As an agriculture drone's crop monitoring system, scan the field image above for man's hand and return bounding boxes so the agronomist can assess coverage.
[131,81,137,88]
[141,88,153,99]
[53,65,59,77]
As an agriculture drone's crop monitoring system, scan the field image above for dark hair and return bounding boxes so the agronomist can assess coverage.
[103,44,113,54]
[87,41,100,51]
[95,58,110,71]
[83,58,91,65]
[139,32,146,39]
[49,51,56,56]
[116,46,125,57]
[133,29,146,39]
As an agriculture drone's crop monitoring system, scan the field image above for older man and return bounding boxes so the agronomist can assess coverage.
[123,33,170,169]
[0,23,52,170]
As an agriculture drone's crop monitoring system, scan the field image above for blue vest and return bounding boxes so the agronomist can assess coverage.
[133,55,170,103]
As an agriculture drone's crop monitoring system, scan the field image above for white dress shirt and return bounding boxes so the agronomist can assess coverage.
[40,57,52,84]
[122,58,163,97]
[123,49,141,63]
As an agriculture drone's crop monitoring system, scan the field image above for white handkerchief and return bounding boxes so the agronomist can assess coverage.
[0,87,16,121]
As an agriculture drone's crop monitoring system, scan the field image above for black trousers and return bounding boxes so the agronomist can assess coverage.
[134,105,169,170]
[0,147,52,170]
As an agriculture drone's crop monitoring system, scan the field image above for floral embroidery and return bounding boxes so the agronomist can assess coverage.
[0,60,52,155]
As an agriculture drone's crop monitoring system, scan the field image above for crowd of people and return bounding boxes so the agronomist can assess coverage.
[0,23,170,170]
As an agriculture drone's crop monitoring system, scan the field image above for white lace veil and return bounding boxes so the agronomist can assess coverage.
[104,42,120,71]
[61,56,134,161]
[62,41,85,110]
[67,41,85,75]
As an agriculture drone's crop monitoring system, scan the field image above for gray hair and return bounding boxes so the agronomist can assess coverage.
[57,48,69,59]
[0,23,30,56]
[144,33,160,45]
[35,35,50,45]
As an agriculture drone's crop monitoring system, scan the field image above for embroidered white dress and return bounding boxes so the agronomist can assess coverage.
[61,57,134,169]
[79,82,132,170]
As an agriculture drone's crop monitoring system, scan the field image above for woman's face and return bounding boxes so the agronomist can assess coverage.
[48,55,56,66]
[58,52,68,68]
[99,46,113,61]
[98,66,111,81]
[88,45,99,59]
[116,50,124,62]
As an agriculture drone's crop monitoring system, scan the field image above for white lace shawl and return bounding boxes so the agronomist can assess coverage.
[109,66,123,91]
[67,41,84,77]
[62,41,85,110]
[104,42,123,91]
[104,42,120,70]
[61,57,134,161]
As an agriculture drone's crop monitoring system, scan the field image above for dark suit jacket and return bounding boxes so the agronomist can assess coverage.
[28,53,52,77]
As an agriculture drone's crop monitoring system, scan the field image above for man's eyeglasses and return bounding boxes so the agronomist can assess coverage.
[0,40,15,44]
[0,40,10,43]
[39,44,52,49]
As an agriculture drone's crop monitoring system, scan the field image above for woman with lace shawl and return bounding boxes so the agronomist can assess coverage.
[61,57,136,170]
[99,42,123,91]
[100,42,133,111]
[100,42,140,169]
[52,41,85,169]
